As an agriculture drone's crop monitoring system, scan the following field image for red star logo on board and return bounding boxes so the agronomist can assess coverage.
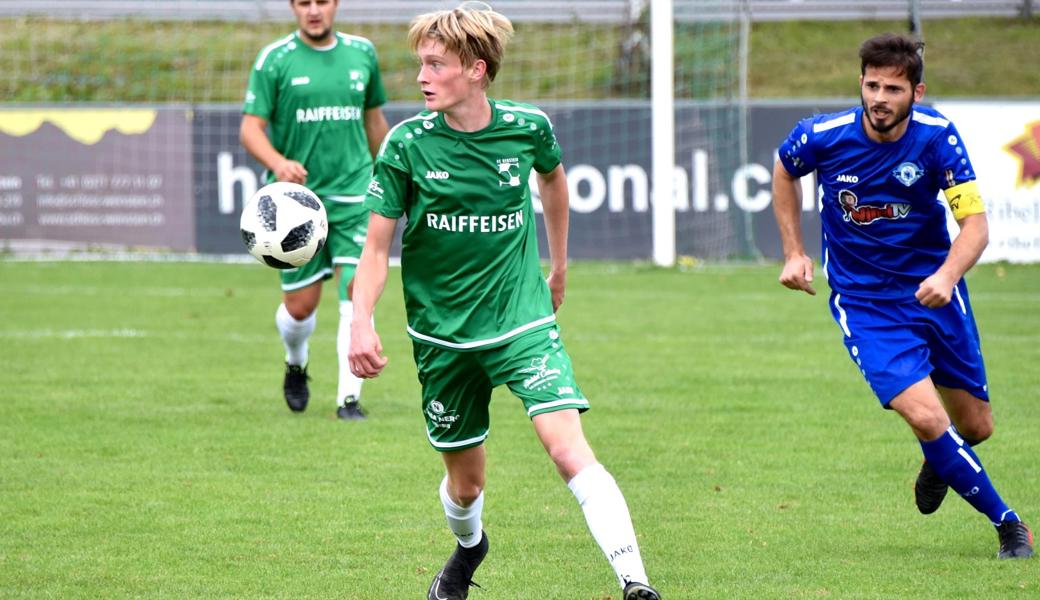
[1005,121,1040,187]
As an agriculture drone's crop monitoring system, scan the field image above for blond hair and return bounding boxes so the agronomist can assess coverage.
[407,2,514,87]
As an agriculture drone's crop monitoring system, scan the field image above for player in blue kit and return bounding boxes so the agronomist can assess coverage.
[772,33,1033,559]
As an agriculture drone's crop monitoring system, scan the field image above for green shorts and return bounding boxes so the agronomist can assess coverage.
[412,324,589,452]
[280,197,368,297]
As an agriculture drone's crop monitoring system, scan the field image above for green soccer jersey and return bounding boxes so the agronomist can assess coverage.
[243,31,386,200]
[365,99,563,350]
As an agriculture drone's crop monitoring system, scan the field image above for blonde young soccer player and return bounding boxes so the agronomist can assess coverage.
[241,0,389,419]
[349,3,660,598]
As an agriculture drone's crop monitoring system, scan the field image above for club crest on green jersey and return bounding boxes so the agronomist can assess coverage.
[497,157,521,187]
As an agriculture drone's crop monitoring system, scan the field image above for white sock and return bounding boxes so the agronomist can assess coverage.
[336,300,364,406]
[275,303,316,366]
[440,476,484,548]
[567,463,649,587]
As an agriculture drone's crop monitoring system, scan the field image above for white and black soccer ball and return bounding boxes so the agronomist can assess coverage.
[240,182,328,269]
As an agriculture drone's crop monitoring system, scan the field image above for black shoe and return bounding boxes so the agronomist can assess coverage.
[914,460,948,515]
[624,582,661,600]
[335,397,367,421]
[283,363,309,412]
[997,520,1034,559]
[427,533,488,600]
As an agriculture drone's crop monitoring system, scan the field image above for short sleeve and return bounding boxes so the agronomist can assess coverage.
[243,52,275,119]
[934,120,984,219]
[365,50,388,110]
[932,120,977,189]
[532,117,562,174]
[364,160,411,219]
[777,118,818,178]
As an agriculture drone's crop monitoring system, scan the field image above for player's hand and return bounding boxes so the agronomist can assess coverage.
[546,269,566,313]
[274,159,308,185]
[349,322,388,378]
[779,254,817,296]
[915,272,955,308]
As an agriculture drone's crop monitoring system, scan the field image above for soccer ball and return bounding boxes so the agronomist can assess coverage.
[240,182,328,269]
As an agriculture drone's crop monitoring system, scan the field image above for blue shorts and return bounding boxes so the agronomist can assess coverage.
[827,282,989,406]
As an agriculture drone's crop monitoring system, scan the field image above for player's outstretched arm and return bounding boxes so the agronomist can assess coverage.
[240,114,308,184]
[916,212,989,308]
[349,213,396,378]
[537,164,569,312]
[772,159,816,296]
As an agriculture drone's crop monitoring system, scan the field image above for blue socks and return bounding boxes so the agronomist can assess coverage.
[920,427,1019,526]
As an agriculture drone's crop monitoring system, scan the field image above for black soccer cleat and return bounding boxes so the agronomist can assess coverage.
[624,581,661,600]
[283,363,310,412]
[914,460,948,515]
[427,532,488,600]
[997,520,1034,559]
[335,397,367,421]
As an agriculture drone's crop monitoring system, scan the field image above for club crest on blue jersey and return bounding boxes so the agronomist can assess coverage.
[838,189,910,225]
[892,161,924,187]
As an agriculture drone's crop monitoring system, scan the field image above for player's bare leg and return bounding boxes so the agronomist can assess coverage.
[276,283,321,412]
[533,410,658,595]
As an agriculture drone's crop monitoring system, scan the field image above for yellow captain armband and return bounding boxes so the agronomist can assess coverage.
[943,180,986,220]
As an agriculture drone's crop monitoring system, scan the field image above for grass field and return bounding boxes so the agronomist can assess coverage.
[1,260,1038,598]
[2,16,1038,103]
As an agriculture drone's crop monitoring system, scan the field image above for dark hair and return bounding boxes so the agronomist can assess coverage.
[859,33,925,86]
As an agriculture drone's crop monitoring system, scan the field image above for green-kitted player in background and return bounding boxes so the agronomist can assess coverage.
[241,0,389,419]
[349,3,660,599]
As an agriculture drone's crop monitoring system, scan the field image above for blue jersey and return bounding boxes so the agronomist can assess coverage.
[778,105,977,300]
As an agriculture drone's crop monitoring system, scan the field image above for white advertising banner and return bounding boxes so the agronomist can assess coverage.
[933,101,1040,263]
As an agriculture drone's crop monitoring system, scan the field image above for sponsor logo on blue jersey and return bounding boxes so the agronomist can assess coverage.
[838,189,910,226]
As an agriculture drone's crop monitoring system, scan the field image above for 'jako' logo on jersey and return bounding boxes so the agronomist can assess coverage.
[836,174,859,183]
[838,189,910,225]
[425,170,450,180]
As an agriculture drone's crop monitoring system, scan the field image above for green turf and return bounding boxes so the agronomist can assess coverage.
[2,15,1038,103]
[749,17,1040,99]
[1,260,1038,598]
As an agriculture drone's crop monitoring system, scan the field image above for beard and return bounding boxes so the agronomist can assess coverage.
[861,95,913,135]
[300,26,332,44]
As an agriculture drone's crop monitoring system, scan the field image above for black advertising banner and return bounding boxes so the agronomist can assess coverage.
[0,108,193,250]
[192,108,263,254]
[5,101,1037,262]
[191,103,842,260]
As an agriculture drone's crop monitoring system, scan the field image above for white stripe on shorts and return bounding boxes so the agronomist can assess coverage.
[953,285,967,314]
[281,267,332,291]
[408,314,557,350]
[832,293,852,337]
[427,430,488,449]
[527,398,589,417]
